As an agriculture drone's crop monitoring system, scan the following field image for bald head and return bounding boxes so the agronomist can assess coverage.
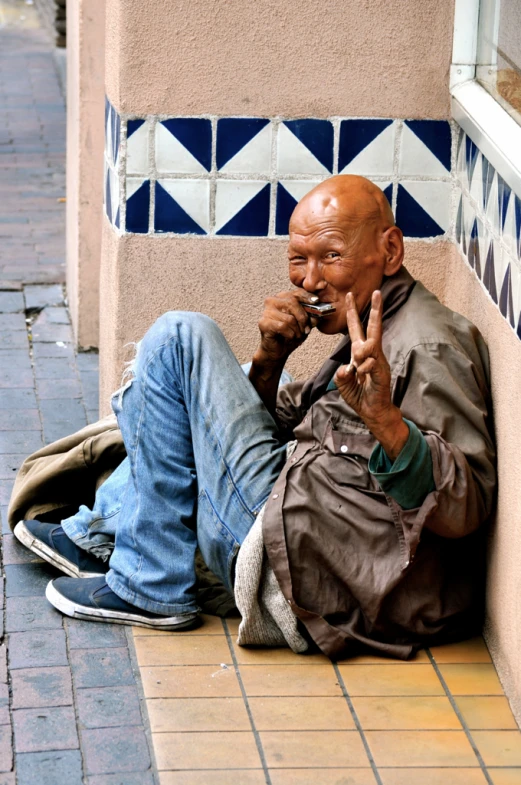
[289,175,394,237]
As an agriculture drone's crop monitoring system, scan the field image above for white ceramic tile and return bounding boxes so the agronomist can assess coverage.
[510,260,521,330]
[155,122,208,174]
[126,121,149,176]
[469,152,483,213]
[485,170,500,233]
[493,240,510,303]
[399,123,450,178]
[214,180,266,232]
[401,180,451,232]
[340,123,395,176]
[279,179,322,202]
[220,123,272,175]
[456,131,468,192]
[502,190,519,261]
[126,176,146,201]
[277,123,330,176]
[109,166,120,224]
[157,179,210,233]
[105,108,113,166]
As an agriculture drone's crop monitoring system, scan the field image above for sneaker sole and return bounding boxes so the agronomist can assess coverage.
[14,521,107,579]
[45,580,200,631]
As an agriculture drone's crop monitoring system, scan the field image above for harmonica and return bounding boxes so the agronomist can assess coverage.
[300,301,336,316]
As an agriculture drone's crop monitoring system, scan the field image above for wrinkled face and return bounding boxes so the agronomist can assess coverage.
[287,214,386,335]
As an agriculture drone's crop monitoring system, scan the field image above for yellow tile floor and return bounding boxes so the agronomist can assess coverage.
[133,617,521,785]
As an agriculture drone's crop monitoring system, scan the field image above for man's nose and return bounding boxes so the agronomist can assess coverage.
[302,260,326,292]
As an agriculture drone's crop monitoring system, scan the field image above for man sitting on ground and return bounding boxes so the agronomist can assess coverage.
[13,175,496,660]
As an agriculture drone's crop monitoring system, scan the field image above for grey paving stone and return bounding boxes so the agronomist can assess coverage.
[9,629,67,669]
[0,454,26,479]
[0,430,43,454]
[82,725,151,775]
[13,705,78,753]
[6,596,63,632]
[4,562,59,597]
[1,507,9,535]
[0,350,32,370]
[41,306,69,325]
[86,774,155,785]
[0,330,28,350]
[0,772,15,785]
[39,398,87,443]
[24,284,64,310]
[11,666,73,709]
[33,356,77,379]
[31,342,75,360]
[0,313,26,331]
[76,353,99,372]
[0,726,13,773]
[0,365,34,389]
[36,378,82,399]
[16,749,83,785]
[0,707,9,725]
[70,648,135,689]
[66,619,127,650]
[0,646,6,682]
[76,685,142,729]
[0,388,37,409]
[2,533,44,565]
[0,409,41,430]
[0,291,23,313]
[0,682,8,708]
[87,409,100,425]
[0,480,15,507]
[31,311,72,344]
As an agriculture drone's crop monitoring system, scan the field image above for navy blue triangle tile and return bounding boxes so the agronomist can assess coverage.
[217,184,270,236]
[517,313,521,340]
[515,195,521,260]
[465,137,479,184]
[284,120,334,172]
[275,183,298,235]
[154,182,206,234]
[114,207,120,230]
[105,97,110,134]
[162,119,212,172]
[405,120,451,171]
[467,220,481,279]
[382,184,393,209]
[482,241,496,302]
[127,119,145,139]
[482,156,495,211]
[105,169,112,225]
[125,180,150,234]
[338,119,393,172]
[499,263,512,321]
[216,118,270,169]
[111,109,120,167]
[395,184,443,238]
[497,175,511,231]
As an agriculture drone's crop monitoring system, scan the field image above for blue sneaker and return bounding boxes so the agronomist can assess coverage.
[46,576,200,630]
[14,520,109,579]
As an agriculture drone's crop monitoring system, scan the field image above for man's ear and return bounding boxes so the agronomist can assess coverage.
[382,226,404,276]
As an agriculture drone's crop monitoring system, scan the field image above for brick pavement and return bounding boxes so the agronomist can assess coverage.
[0,3,159,783]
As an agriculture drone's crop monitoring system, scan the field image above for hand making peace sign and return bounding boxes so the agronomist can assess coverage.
[334,290,409,461]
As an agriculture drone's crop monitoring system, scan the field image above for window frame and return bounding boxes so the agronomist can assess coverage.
[451,0,521,196]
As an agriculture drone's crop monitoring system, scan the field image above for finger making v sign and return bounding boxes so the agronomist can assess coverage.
[334,290,410,461]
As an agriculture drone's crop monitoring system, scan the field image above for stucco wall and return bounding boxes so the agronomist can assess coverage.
[66,0,105,349]
[105,0,454,119]
[414,244,521,723]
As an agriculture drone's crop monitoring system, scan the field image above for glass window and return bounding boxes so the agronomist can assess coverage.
[477,0,521,123]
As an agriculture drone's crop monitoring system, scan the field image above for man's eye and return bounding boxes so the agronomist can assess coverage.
[289,257,306,263]
[325,252,340,259]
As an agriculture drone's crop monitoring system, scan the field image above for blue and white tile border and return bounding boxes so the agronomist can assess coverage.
[103,100,453,239]
[454,128,521,339]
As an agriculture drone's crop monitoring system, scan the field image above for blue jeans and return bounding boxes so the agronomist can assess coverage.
[62,312,289,615]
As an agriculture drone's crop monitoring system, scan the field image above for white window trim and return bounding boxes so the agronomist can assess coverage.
[451,0,521,197]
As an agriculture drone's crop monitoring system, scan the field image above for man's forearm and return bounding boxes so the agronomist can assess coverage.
[366,405,410,462]
[248,351,286,418]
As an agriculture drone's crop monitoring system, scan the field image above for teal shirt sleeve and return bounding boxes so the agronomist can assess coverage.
[368,418,436,510]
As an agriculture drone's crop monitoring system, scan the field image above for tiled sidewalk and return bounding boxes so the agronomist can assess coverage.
[134,622,521,785]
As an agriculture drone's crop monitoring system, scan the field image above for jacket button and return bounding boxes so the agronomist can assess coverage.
[340,445,348,453]
[272,493,279,499]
